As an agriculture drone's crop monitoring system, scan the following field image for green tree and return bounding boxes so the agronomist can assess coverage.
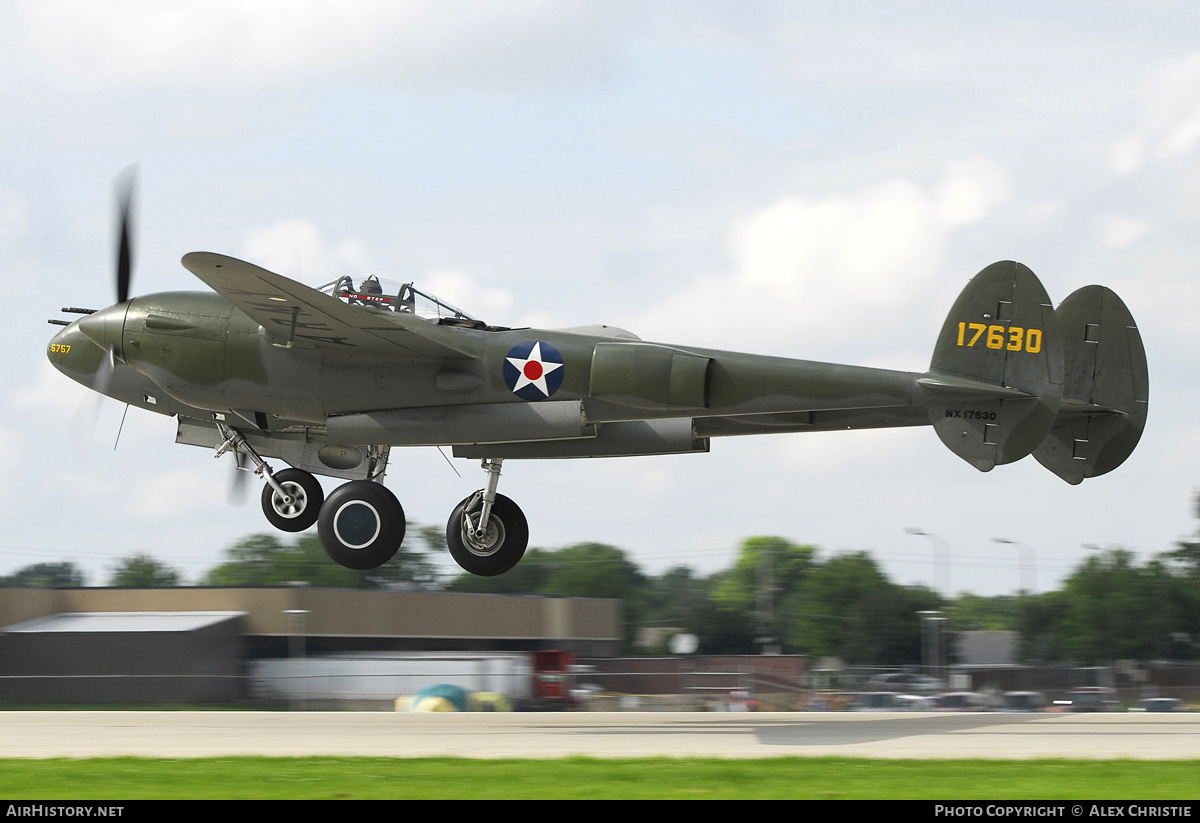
[0,562,86,588]
[443,547,554,594]
[788,552,940,664]
[946,593,1020,632]
[202,532,439,589]
[1017,590,1069,664]
[107,554,182,587]
[1060,549,1179,662]
[712,536,816,650]
[713,536,815,610]
[1165,492,1200,580]
[684,597,759,654]
[446,542,644,599]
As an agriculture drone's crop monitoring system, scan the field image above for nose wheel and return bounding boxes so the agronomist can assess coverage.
[215,422,325,534]
[261,468,324,532]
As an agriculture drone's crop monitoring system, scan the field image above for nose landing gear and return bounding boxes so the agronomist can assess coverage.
[262,468,324,532]
[214,422,324,533]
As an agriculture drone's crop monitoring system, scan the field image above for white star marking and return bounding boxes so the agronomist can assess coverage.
[506,342,564,397]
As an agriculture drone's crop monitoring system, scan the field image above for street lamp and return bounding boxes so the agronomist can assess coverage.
[905,528,950,597]
[992,538,1036,594]
[283,609,311,711]
[917,610,946,682]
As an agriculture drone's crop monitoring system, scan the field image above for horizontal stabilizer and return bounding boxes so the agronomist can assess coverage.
[1033,285,1149,484]
[926,261,1063,471]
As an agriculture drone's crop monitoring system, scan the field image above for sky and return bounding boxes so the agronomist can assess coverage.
[1,1,1198,595]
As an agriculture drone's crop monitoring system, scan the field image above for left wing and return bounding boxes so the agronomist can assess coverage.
[181,252,476,358]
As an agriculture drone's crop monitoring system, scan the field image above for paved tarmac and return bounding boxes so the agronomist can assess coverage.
[2,711,1199,759]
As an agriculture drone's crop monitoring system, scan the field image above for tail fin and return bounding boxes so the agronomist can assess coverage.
[1032,286,1148,484]
[919,261,1064,471]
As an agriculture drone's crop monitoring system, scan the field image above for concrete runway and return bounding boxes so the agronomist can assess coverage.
[2,711,1199,759]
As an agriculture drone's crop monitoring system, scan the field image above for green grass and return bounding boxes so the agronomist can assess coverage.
[2,757,1198,799]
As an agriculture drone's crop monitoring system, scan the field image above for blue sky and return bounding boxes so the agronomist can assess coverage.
[2,1,1198,594]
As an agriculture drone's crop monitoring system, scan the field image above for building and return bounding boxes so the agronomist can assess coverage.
[0,586,621,705]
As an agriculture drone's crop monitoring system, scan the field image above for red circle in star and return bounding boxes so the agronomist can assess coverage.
[523,361,544,381]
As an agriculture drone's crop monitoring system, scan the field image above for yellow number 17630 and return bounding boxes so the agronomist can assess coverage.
[956,322,1042,353]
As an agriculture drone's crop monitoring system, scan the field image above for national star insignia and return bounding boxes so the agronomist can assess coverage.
[505,341,565,399]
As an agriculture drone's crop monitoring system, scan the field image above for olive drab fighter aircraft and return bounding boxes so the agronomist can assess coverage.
[47,176,1149,577]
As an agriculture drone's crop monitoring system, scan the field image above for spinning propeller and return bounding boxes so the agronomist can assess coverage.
[94,167,136,398]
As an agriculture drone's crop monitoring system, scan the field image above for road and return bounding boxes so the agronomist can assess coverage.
[2,711,1198,759]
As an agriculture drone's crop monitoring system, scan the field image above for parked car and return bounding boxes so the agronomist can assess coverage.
[864,673,946,694]
[854,691,931,711]
[933,692,992,711]
[1134,698,1183,712]
[1065,687,1118,712]
[999,691,1046,712]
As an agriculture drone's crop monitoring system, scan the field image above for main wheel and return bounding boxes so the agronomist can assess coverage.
[446,493,529,576]
[317,480,406,570]
[261,469,324,532]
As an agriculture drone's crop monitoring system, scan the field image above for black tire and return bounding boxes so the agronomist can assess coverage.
[446,493,528,576]
[317,480,406,570]
[261,469,324,532]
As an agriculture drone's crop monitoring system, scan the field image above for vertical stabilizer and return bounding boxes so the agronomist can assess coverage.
[923,261,1064,471]
[1033,286,1148,484]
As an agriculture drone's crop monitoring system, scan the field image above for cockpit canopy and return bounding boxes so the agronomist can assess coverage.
[317,275,495,329]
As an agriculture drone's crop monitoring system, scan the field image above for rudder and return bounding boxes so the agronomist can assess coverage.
[1032,285,1148,484]
[922,261,1064,472]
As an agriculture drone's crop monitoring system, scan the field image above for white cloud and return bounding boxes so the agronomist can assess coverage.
[637,156,1012,353]
[0,424,16,503]
[1101,216,1152,249]
[0,190,27,245]
[15,0,616,92]
[1110,51,1200,174]
[935,156,1012,227]
[238,219,327,278]
[238,219,371,281]
[11,361,93,417]
[125,467,227,520]
[765,427,925,478]
[422,269,514,320]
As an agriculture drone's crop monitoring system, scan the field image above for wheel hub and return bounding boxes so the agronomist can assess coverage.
[332,500,382,549]
[271,482,304,517]
[462,512,505,557]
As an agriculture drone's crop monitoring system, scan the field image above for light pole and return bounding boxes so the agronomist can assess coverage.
[283,609,311,711]
[917,610,946,683]
[992,538,1036,594]
[905,528,950,597]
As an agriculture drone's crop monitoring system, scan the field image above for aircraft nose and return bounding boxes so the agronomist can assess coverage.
[47,322,106,388]
[77,302,129,360]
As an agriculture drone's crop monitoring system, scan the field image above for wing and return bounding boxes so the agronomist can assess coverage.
[181,251,476,358]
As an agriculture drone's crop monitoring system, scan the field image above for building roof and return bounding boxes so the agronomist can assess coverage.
[3,611,245,634]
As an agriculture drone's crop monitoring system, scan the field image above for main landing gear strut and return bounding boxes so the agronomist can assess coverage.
[217,425,528,575]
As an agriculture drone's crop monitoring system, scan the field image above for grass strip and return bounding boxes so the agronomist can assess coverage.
[2,756,1198,800]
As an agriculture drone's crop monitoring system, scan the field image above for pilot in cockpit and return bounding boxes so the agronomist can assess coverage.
[346,275,383,308]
